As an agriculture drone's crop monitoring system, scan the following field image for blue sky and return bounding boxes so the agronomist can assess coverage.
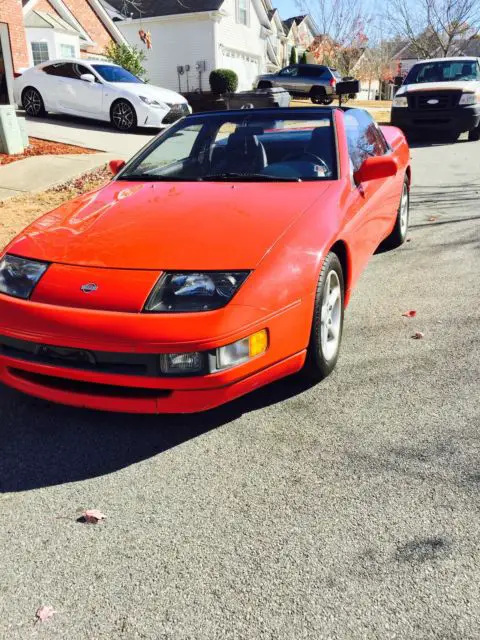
[273,0,300,19]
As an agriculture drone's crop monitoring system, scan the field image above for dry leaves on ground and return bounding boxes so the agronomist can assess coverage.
[402,310,417,318]
[0,138,98,166]
[412,331,425,339]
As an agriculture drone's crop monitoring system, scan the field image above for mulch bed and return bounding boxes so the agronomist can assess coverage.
[0,138,98,166]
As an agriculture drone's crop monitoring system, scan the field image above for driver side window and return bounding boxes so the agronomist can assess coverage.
[279,66,298,77]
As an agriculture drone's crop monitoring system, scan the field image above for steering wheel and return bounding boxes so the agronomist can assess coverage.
[291,152,330,176]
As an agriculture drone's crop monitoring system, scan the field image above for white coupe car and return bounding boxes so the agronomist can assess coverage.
[14,59,191,131]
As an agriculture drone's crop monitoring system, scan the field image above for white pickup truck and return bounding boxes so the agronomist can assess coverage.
[391,57,480,141]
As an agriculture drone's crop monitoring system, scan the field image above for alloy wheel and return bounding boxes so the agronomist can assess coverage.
[23,89,42,116]
[320,270,342,361]
[112,102,135,131]
[399,181,409,236]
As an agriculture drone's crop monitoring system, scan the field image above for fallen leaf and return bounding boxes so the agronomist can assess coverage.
[80,509,106,524]
[402,310,417,318]
[412,331,424,339]
[36,605,55,623]
[428,216,438,222]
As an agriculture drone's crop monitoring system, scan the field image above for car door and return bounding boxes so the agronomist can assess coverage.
[343,110,399,276]
[61,63,104,116]
[41,63,72,111]
[295,65,322,95]
[274,65,299,92]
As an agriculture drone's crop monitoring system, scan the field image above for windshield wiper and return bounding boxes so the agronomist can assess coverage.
[201,173,302,182]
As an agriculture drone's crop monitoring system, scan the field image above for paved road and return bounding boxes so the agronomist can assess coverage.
[0,136,479,639]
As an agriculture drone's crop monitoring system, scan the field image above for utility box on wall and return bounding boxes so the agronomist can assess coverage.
[0,106,25,155]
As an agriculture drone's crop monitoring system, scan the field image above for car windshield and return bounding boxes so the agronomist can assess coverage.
[405,60,480,84]
[118,111,337,182]
[92,64,143,83]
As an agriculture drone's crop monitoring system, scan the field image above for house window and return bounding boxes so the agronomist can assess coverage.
[60,44,75,59]
[31,42,49,66]
[237,0,249,25]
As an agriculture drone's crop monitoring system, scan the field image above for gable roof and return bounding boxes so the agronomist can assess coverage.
[23,0,127,45]
[24,9,78,33]
[104,0,224,19]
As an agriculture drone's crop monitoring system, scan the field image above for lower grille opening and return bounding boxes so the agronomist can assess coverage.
[9,368,171,399]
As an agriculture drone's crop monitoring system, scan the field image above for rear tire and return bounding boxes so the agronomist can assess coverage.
[303,252,344,382]
[257,81,272,89]
[321,97,334,105]
[310,86,326,104]
[22,87,46,117]
[110,99,137,132]
[384,176,410,249]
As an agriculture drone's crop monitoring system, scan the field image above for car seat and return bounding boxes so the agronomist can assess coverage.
[222,128,268,174]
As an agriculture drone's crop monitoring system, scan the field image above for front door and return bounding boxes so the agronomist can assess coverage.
[60,63,103,116]
[275,65,300,92]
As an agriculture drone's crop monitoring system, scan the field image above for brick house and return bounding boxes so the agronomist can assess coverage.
[0,0,126,105]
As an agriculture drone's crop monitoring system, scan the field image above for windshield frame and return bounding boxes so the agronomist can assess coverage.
[115,108,339,183]
[404,59,480,85]
[91,64,144,84]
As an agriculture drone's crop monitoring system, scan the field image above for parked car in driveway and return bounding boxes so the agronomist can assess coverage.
[391,57,480,141]
[255,64,343,104]
[14,59,191,131]
[0,107,410,414]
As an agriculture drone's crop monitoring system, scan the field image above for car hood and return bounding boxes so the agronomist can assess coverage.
[110,82,189,104]
[9,181,334,270]
[398,80,480,94]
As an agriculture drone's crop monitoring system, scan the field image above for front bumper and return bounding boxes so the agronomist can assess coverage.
[0,295,311,413]
[391,105,480,133]
[136,102,191,128]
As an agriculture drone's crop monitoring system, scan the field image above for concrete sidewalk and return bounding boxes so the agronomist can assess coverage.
[0,152,117,201]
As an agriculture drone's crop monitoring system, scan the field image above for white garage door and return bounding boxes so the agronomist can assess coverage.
[221,49,260,91]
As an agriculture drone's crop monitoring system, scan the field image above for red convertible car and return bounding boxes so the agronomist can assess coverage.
[0,107,410,413]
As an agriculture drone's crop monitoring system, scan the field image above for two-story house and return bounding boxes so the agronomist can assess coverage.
[108,0,273,92]
[0,0,126,105]
[108,0,318,93]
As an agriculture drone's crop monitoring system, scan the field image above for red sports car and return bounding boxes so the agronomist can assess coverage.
[0,107,410,413]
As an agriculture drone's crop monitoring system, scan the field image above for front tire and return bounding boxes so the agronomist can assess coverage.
[384,176,410,249]
[468,125,480,141]
[303,252,344,382]
[257,81,272,89]
[321,97,334,105]
[22,87,46,117]
[111,99,137,132]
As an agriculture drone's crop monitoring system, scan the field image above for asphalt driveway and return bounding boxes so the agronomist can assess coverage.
[0,138,479,639]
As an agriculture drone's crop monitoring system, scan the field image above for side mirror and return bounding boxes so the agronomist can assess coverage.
[109,159,126,176]
[354,155,397,184]
[80,73,96,84]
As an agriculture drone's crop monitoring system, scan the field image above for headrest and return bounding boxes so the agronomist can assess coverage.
[229,126,265,138]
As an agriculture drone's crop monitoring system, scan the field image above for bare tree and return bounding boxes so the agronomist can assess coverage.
[120,0,144,17]
[295,0,370,47]
[386,0,480,57]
